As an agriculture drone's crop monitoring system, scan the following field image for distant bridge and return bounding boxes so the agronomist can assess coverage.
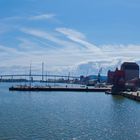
[0,74,80,79]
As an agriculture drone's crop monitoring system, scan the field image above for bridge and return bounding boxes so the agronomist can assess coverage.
[0,74,79,78]
[0,74,80,82]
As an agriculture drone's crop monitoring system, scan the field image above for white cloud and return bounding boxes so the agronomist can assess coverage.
[100,44,140,60]
[0,45,20,54]
[29,13,55,20]
[56,27,102,53]
[20,28,83,49]
[0,13,56,26]
[0,25,140,75]
[56,27,86,40]
[13,28,140,74]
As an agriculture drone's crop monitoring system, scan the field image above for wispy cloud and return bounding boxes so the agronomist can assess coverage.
[0,13,56,24]
[19,27,140,71]
[0,45,20,54]
[100,44,140,61]
[56,27,103,53]
[29,13,56,20]
[0,24,140,75]
[56,27,86,40]
[20,28,83,49]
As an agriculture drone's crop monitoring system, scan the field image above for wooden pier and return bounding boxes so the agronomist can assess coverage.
[9,85,110,92]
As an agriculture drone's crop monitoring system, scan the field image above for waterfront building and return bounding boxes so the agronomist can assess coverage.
[112,68,125,85]
[109,68,125,93]
[107,62,140,92]
[121,62,139,81]
[107,68,125,84]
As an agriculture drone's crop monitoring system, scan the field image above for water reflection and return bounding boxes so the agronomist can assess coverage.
[111,95,125,101]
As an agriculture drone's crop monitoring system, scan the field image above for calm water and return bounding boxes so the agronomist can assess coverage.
[0,83,140,140]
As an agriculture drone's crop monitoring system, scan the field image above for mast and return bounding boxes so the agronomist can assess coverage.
[29,63,32,87]
[42,62,44,81]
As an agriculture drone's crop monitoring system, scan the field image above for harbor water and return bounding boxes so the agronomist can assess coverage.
[0,83,140,140]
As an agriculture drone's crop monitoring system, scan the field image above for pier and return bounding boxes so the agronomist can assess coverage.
[9,85,110,92]
[105,91,140,102]
[121,91,140,101]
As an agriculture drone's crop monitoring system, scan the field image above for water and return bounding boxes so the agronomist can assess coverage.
[0,83,140,140]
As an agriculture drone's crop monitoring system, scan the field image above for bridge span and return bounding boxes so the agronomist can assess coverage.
[0,74,79,78]
[0,74,80,82]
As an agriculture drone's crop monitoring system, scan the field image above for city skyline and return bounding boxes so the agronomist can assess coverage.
[0,0,140,75]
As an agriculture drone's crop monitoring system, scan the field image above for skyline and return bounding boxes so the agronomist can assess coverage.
[0,0,140,75]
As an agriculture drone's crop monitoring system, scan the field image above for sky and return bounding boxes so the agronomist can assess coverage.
[0,0,140,75]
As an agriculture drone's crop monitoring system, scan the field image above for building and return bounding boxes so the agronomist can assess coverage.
[121,62,139,81]
[107,68,125,84]
[107,70,115,84]
[107,68,125,93]
[107,62,140,92]
[112,68,125,85]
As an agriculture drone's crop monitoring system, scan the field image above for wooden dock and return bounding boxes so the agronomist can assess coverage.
[9,85,110,92]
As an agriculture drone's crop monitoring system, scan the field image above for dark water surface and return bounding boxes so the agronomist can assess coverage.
[0,83,140,140]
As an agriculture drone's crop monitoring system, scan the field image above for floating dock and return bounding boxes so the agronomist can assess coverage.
[9,85,110,92]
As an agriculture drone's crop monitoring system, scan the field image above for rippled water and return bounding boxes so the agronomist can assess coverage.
[0,83,140,140]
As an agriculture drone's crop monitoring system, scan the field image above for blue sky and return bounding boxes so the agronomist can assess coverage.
[0,0,140,75]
